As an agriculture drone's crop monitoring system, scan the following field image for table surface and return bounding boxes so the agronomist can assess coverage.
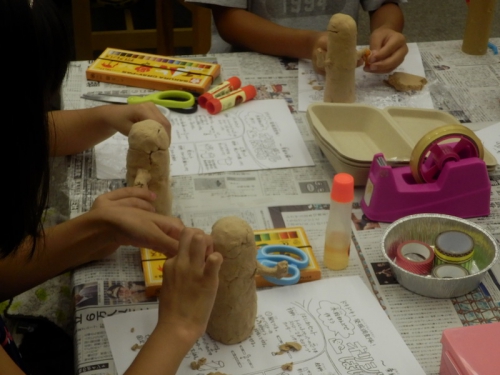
[58,39,500,375]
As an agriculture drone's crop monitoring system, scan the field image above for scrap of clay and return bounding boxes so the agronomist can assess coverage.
[357,48,371,69]
[385,72,428,92]
[281,362,294,371]
[130,343,143,351]
[208,372,228,375]
[190,357,207,370]
[256,259,288,279]
[274,341,303,355]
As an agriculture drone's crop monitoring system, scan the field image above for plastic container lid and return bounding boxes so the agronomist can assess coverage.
[331,173,354,203]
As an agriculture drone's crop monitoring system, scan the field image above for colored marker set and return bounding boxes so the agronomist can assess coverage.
[86,48,220,94]
[197,76,257,115]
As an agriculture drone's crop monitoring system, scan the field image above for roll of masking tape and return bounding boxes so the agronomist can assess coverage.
[409,124,484,183]
[395,240,435,275]
[431,264,470,278]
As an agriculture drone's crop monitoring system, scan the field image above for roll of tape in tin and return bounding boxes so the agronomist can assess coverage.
[432,264,470,278]
[395,240,435,275]
[434,230,475,270]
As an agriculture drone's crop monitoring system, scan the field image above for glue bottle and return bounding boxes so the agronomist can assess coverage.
[324,173,354,270]
[206,85,257,115]
[198,76,241,108]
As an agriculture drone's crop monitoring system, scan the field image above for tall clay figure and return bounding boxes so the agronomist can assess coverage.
[323,13,358,103]
[126,119,172,216]
[207,216,288,344]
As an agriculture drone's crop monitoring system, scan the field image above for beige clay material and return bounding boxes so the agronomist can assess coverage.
[207,216,290,344]
[323,13,358,103]
[281,362,294,371]
[207,216,258,345]
[385,72,428,92]
[126,120,172,216]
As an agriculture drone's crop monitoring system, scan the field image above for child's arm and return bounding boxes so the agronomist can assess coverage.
[124,228,222,375]
[0,188,184,301]
[366,2,408,73]
[48,102,171,156]
[211,5,326,60]
[0,347,26,375]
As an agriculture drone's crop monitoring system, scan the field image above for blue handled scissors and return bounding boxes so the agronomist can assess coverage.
[257,245,309,286]
[81,90,198,114]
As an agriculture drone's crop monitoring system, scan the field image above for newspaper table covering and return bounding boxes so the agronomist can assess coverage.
[60,39,500,375]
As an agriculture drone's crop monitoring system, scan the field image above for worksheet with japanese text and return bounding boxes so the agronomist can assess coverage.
[104,276,426,375]
[94,99,314,179]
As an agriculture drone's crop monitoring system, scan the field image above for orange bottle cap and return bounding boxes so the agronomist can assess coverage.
[198,92,215,108]
[241,84,257,100]
[227,76,242,89]
[331,173,354,203]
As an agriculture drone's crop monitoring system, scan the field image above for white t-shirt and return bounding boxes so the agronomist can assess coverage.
[186,0,405,53]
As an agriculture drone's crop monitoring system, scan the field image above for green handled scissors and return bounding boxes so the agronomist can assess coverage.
[82,90,198,114]
[127,90,197,114]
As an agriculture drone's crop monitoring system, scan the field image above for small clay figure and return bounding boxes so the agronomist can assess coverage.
[126,119,172,216]
[207,216,288,345]
[323,13,358,103]
[385,72,428,92]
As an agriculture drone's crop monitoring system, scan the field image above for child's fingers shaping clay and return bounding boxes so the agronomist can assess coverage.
[126,119,172,216]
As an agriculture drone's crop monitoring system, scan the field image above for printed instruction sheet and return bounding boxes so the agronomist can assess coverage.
[94,99,314,179]
[104,276,426,375]
[298,43,435,112]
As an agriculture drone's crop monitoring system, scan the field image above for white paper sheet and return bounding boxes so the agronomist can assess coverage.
[298,43,435,112]
[95,99,314,179]
[475,122,500,164]
[104,276,426,375]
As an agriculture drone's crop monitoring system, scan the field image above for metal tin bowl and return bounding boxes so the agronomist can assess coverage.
[381,214,499,298]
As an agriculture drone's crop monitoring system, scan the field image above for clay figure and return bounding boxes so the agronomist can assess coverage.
[385,72,427,92]
[126,119,172,216]
[207,216,288,345]
[323,13,358,103]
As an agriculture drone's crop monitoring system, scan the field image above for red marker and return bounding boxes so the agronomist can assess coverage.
[206,85,257,115]
[198,76,242,108]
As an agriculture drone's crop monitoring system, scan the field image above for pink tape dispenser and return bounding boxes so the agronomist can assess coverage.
[361,125,491,222]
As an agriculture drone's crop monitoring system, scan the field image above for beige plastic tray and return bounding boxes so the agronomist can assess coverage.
[307,103,496,185]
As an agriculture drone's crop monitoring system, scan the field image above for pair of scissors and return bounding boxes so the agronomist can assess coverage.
[257,245,309,286]
[81,90,198,114]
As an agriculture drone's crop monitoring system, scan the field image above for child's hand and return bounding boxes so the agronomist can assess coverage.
[87,187,185,257]
[311,32,328,75]
[365,28,408,73]
[101,102,172,139]
[156,228,223,344]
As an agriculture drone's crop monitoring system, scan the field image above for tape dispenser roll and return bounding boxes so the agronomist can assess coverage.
[409,124,484,183]
[395,240,434,275]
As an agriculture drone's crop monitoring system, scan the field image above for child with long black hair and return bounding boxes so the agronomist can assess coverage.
[0,1,222,373]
